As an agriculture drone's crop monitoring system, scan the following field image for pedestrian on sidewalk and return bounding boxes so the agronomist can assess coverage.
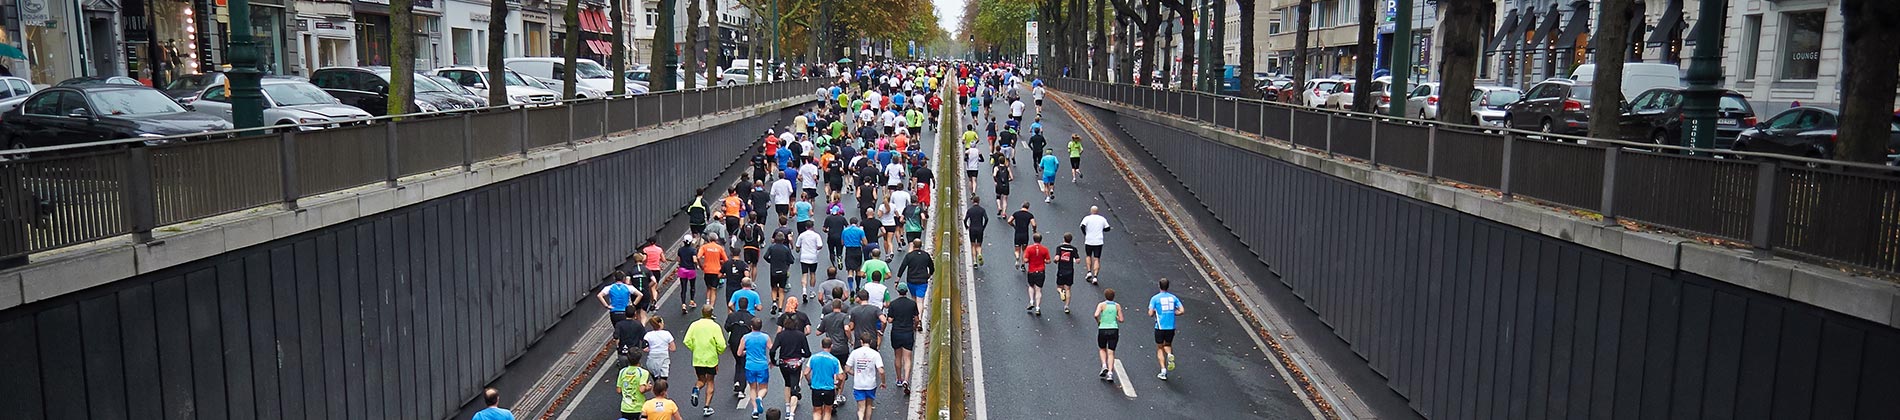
[1095,288,1124,382]
[684,307,728,416]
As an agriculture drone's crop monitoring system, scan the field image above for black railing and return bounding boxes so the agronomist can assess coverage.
[0,79,825,262]
[1049,78,1900,276]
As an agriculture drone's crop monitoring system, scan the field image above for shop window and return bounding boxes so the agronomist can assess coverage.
[1740,15,1760,80]
[1777,10,1823,81]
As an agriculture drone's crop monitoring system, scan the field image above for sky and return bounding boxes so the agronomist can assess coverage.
[935,0,964,37]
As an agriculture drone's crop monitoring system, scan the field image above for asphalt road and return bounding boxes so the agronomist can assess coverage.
[560,108,934,420]
[961,92,1310,419]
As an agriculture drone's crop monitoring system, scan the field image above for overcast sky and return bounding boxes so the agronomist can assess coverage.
[935,0,964,37]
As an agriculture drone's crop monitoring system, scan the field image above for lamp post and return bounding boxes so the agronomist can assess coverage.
[1389,0,1412,117]
[1679,0,1729,152]
[227,0,264,130]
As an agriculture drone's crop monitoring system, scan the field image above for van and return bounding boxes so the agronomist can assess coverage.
[1570,63,1682,101]
[503,57,616,93]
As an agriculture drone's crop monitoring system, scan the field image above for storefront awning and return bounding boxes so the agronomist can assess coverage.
[1646,0,1683,46]
[1628,1,1648,50]
[578,9,611,34]
[1514,7,1540,51]
[1557,1,1591,49]
[1485,9,1520,54]
[588,40,611,56]
[1683,16,1708,46]
[1527,8,1562,49]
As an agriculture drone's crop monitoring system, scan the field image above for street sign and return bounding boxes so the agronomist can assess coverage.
[1026,22,1039,56]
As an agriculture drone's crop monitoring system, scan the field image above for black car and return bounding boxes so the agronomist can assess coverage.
[1613,87,1757,148]
[55,76,144,87]
[1504,79,1594,135]
[308,67,479,116]
[1732,106,1900,161]
[161,72,226,103]
[0,85,233,150]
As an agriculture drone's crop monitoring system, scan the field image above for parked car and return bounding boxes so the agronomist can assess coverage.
[1401,82,1442,119]
[55,76,142,87]
[309,66,482,116]
[1,85,233,150]
[626,69,710,91]
[1259,79,1295,102]
[1470,87,1522,127]
[1614,87,1757,148]
[1503,78,1594,135]
[428,75,490,107]
[1731,107,1900,161]
[162,72,226,103]
[430,66,561,106]
[531,76,609,99]
[188,77,371,130]
[0,76,40,114]
[504,57,617,93]
[1301,78,1344,108]
[719,67,753,86]
[1571,63,1682,100]
[1322,77,1390,111]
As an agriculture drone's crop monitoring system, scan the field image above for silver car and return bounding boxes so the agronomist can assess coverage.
[431,66,562,106]
[189,77,372,130]
[1469,87,1522,127]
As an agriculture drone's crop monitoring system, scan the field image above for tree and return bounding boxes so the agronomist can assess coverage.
[1351,0,1374,111]
[562,0,581,98]
[1236,0,1255,97]
[389,0,415,116]
[1836,0,1900,163]
[1586,0,1631,139]
[487,0,511,105]
[1291,0,1310,98]
[1070,0,1087,76]
[1434,0,1491,123]
[654,0,679,91]
[704,0,720,86]
[1110,0,1161,84]
[1159,0,1193,90]
[1093,0,1107,80]
[611,0,628,94]
[684,0,702,89]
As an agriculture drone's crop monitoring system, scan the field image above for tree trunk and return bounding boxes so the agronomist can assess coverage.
[1162,0,1193,90]
[1159,7,1175,86]
[1071,0,1087,77]
[705,0,720,86]
[389,0,414,116]
[612,0,627,94]
[1586,0,1631,138]
[1292,0,1310,99]
[563,0,581,98]
[1435,0,1491,123]
[487,0,510,105]
[684,0,701,89]
[1352,0,1374,111]
[1237,0,1255,98]
[1094,0,1108,80]
[1836,0,1900,163]
[654,0,678,91]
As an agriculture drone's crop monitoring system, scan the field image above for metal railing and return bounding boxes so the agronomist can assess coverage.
[1049,77,1900,276]
[0,79,827,262]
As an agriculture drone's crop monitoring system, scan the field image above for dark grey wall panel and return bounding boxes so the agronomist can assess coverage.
[1101,107,1900,420]
[0,109,784,420]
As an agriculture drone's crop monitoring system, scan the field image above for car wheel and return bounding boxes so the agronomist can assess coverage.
[1418,109,1428,119]
[1649,130,1672,152]
[1539,118,1555,134]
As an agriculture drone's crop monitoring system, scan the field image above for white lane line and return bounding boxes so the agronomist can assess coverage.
[556,352,621,420]
[962,127,991,420]
[1113,358,1138,399]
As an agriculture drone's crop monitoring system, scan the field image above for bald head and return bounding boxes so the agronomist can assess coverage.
[1090,205,1100,215]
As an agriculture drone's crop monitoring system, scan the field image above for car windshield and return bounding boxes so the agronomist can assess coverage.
[628,72,650,82]
[262,82,339,106]
[1719,95,1752,113]
[519,74,552,89]
[87,89,187,116]
[501,71,534,87]
[1485,90,1521,105]
[165,74,219,91]
[432,76,476,95]
[1315,81,1339,91]
[411,75,450,93]
[575,61,613,78]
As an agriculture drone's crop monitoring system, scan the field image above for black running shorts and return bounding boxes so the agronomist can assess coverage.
[1098,328,1119,350]
[1154,328,1176,345]
[1085,244,1103,258]
[1027,271,1046,287]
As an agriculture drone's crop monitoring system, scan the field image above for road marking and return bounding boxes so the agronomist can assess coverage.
[1113,358,1138,399]
[556,352,621,420]
[962,110,992,420]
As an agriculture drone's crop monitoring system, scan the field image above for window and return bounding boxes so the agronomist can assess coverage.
[1269,17,1282,34]
[452,28,475,66]
[1778,10,1824,81]
[23,92,63,115]
[647,8,658,28]
[201,86,230,103]
[1740,15,1761,80]
[8,80,29,96]
[1339,0,1357,25]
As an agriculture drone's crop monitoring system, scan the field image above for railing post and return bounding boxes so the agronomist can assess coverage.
[385,121,401,186]
[1258,99,1267,139]
[565,101,577,147]
[1324,112,1335,156]
[1425,125,1438,178]
[1599,146,1620,224]
[1750,161,1777,249]
[1369,117,1379,165]
[602,97,612,139]
[123,147,156,243]
[279,131,300,209]
[517,106,530,156]
[461,113,474,170]
[1500,132,1515,201]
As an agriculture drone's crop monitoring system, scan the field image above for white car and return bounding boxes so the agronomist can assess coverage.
[0,76,37,114]
[1401,82,1443,119]
[431,66,561,106]
[504,57,618,93]
[532,76,607,99]
[1469,86,1522,127]
[1302,78,1344,108]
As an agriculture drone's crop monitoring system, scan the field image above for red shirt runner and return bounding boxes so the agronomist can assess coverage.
[1025,243,1050,273]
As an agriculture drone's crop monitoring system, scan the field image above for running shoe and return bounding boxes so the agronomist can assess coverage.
[1044,196,1052,203]
[1156,371,1168,381]
[1064,306,1071,314]
[753,398,764,417]
[1099,368,1109,380]
[703,406,715,417]
[1034,306,1042,316]
[691,386,701,407]
[1167,353,1176,371]
[1108,371,1117,382]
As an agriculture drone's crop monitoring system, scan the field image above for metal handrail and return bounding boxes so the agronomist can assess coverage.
[0,79,821,157]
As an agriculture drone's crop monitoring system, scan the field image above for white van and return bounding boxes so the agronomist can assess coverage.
[503,57,617,93]
[1570,63,1682,100]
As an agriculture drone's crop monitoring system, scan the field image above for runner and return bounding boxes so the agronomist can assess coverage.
[817,268,851,301]
[963,143,984,197]
[1079,206,1112,283]
[1055,233,1080,313]
[1149,278,1185,380]
[617,349,654,420]
[683,307,728,416]
[1039,150,1060,203]
[1095,288,1124,382]
[992,156,1013,218]
[766,232,796,313]
[964,202,989,266]
[645,317,676,382]
[823,206,849,269]
[847,332,886,420]
[473,388,515,420]
[1033,83,1047,113]
[676,237,701,314]
[840,219,866,282]
[1027,127,1046,167]
[726,298,759,402]
[688,189,710,240]
[885,287,921,392]
[772,174,796,221]
[1068,134,1084,182]
[803,337,846,420]
[859,249,891,301]
[773,315,812,418]
[643,380,684,420]
[895,239,935,301]
[1023,232,1051,316]
[730,279,764,316]
[739,318,772,418]
[741,216,767,268]
[795,224,826,308]
[597,270,643,324]
[1008,203,1037,270]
